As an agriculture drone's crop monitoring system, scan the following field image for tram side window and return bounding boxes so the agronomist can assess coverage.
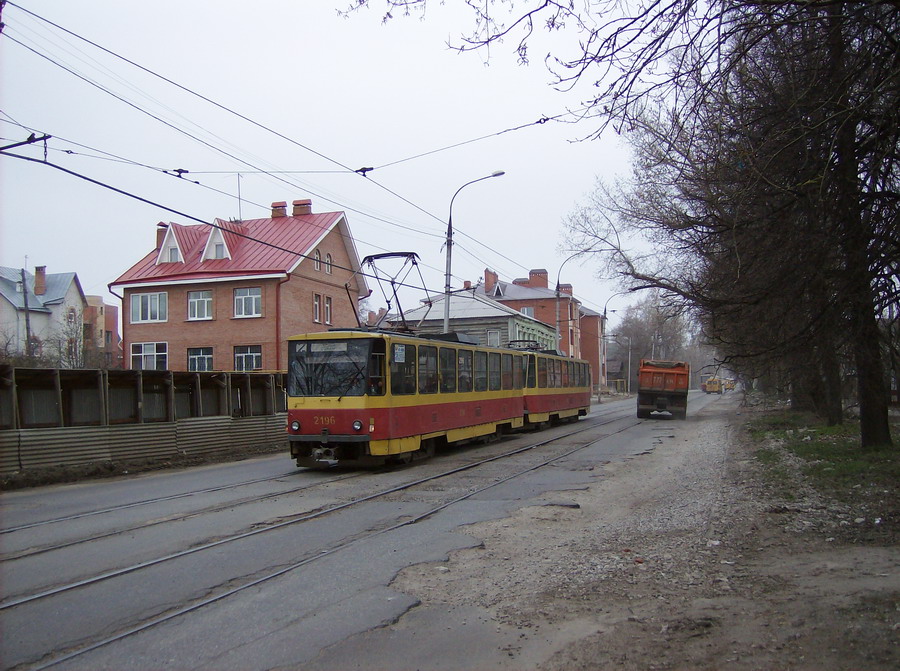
[526,354,536,388]
[488,352,502,391]
[550,359,560,388]
[563,361,571,387]
[501,354,513,390]
[439,347,457,393]
[513,355,524,389]
[537,357,548,388]
[474,351,488,391]
[458,350,473,392]
[418,345,438,394]
[390,343,416,395]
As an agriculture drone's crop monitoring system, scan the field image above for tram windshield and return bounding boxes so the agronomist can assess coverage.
[288,339,372,397]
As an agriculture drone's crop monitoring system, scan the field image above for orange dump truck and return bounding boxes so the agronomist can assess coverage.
[636,359,690,420]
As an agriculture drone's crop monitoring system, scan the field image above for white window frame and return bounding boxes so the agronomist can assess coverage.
[188,290,213,320]
[131,342,167,370]
[325,253,333,274]
[324,296,333,325]
[313,293,322,323]
[520,306,534,318]
[130,292,168,323]
[487,330,501,347]
[234,345,262,371]
[314,249,321,271]
[188,346,213,371]
[234,287,261,318]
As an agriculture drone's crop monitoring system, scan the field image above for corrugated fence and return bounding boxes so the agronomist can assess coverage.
[0,366,288,475]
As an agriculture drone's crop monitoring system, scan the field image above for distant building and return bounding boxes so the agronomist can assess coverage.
[475,268,582,358]
[394,288,556,350]
[109,199,367,372]
[0,265,88,367]
[84,296,122,368]
[473,267,608,391]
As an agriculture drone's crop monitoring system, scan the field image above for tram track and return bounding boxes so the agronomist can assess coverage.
[0,470,370,562]
[30,416,641,670]
[1,414,627,611]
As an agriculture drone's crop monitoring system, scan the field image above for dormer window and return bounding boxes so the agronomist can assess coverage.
[201,228,231,262]
[157,227,184,265]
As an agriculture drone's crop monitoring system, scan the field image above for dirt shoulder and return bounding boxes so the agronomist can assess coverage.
[393,396,900,670]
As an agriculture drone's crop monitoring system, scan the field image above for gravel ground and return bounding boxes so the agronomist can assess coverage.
[393,395,900,670]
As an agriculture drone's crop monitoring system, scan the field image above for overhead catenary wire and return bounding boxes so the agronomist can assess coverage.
[0,149,452,297]
[2,4,619,315]
[2,2,579,278]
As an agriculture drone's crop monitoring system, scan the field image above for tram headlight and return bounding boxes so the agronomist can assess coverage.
[352,420,364,432]
[290,420,301,431]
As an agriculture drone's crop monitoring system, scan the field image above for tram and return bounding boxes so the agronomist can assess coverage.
[285,330,591,468]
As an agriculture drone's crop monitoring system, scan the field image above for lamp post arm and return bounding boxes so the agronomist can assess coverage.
[443,171,505,333]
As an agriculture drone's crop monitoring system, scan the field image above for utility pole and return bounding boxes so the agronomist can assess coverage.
[20,267,33,359]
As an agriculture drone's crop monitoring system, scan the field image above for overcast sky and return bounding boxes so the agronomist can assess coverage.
[0,1,635,328]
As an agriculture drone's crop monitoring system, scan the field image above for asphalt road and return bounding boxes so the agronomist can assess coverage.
[0,391,720,670]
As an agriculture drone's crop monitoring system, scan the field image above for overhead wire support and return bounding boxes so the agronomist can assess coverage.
[0,132,50,152]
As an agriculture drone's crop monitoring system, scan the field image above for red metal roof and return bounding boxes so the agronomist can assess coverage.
[111,211,349,286]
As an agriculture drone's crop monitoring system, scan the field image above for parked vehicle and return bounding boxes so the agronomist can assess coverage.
[636,359,690,419]
[285,330,592,467]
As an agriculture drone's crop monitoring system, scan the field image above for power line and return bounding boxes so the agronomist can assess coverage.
[0,149,454,296]
[2,4,609,302]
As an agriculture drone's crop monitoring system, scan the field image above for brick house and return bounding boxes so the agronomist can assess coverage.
[110,199,367,372]
[474,268,606,392]
[476,268,582,358]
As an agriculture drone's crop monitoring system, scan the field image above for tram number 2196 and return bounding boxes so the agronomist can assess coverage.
[313,415,336,426]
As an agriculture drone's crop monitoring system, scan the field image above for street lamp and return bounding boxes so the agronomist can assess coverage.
[444,170,505,333]
[554,250,589,356]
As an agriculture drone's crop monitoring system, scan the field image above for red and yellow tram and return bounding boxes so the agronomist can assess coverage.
[286,330,591,468]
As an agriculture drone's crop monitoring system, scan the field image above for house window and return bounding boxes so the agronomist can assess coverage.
[130,292,167,323]
[234,287,261,317]
[67,307,77,324]
[324,296,333,325]
[486,330,501,347]
[188,290,212,320]
[131,342,167,370]
[213,242,225,259]
[188,347,213,371]
[167,246,181,263]
[105,330,112,345]
[325,253,333,274]
[313,293,321,323]
[234,345,262,371]
[314,249,321,271]
[520,306,534,318]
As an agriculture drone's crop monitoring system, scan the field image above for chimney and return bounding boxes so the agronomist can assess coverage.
[156,224,168,249]
[484,268,498,293]
[463,280,472,290]
[292,199,312,216]
[559,283,573,295]
[271,201,288,218]
[528,269,549,289]
[34,266,47,295]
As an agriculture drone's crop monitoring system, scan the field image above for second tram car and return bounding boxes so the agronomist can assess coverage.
[286,330,591,468]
